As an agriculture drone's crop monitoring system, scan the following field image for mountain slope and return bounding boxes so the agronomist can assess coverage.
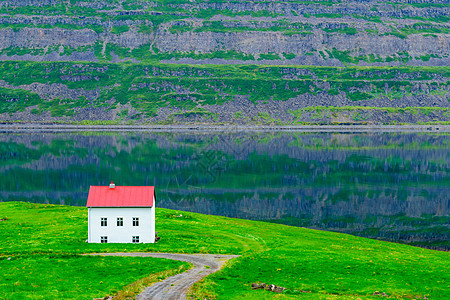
[0,0,448,124]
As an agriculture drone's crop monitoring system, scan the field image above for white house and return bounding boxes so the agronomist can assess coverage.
[87,182,156,243]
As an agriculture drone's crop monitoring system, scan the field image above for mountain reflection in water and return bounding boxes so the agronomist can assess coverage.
[0,131,448,250]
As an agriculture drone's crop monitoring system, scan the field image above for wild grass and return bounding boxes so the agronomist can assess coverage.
[0,254,189,300]
[113,264,191,300]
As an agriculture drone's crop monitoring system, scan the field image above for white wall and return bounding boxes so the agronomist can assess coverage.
[88,206,155,243]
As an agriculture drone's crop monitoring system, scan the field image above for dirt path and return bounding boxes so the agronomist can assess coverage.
[87,252,239,300]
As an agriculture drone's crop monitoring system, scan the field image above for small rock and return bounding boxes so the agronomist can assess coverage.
[273,286,286,293]
[251,282,266,289]
[252,282,285,293]
[264,283,285,293]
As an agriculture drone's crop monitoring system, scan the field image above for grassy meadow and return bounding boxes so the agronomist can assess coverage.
[0,201,448,299]
[1,255,188,300]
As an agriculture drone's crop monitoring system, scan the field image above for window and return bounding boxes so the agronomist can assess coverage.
[101,217,107,227]
[132,236,139,243]
[100,236,108,243]
[132,217,139,227]
[117,217,123,227]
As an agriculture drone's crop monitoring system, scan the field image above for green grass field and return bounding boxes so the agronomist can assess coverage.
[0,202,448,299]
[0,255,188,300]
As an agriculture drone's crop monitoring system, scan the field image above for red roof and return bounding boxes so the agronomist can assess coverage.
[87,185,155,207]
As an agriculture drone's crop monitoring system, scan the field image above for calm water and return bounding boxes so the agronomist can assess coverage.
[0,131,448,250]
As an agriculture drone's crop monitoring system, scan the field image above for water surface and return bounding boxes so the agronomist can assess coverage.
[0,131,448,250]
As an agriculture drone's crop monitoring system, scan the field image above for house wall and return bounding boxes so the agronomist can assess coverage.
[88,206,155,243]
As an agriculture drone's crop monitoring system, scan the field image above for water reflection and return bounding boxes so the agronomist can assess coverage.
[0,131,448,250]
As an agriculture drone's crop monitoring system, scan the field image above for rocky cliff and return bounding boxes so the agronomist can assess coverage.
[0,0,448,65]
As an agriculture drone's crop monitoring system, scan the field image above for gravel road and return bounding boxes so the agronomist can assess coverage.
[87,252,239,300]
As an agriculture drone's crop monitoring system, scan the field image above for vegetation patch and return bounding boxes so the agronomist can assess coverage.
[0,254,188,299]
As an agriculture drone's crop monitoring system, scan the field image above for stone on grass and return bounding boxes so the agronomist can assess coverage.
[251,282,285,293]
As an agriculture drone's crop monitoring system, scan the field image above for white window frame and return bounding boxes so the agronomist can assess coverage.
[117,217,123,227]
[101,217,107,227]
[132,236,139,243]
[132,217,139,227]
[100,236,108,243]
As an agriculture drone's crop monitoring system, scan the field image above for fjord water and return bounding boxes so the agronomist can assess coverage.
[0,131,448,250]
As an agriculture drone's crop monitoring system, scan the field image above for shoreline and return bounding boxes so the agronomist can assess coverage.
[0,123,448,133]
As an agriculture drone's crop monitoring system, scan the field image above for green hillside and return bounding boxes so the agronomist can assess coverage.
[0,0,448,124]
[1,202,448,299]
[0,62,448,124]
